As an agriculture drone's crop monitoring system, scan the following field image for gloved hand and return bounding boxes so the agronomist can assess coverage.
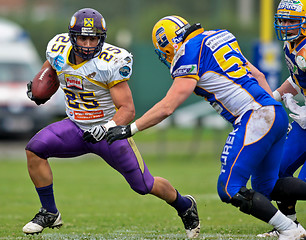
[83,125,107,143]
[106,125,132,144]
[26,81,49,105]
[283,93,306,129]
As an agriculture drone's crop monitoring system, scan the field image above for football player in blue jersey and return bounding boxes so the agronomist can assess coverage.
[258,0,306,238]
[106,15,306,239]
[23,9,200,238]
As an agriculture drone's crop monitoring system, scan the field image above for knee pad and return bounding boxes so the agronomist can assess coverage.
[230,187,255,214]
[271,177,306,200]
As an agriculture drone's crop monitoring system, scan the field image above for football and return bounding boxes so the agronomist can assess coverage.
[31,65,60,99]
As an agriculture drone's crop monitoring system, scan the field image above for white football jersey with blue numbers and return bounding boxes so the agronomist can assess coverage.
[46,33,133,130]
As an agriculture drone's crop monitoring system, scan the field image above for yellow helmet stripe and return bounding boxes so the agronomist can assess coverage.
[162,16,186,27]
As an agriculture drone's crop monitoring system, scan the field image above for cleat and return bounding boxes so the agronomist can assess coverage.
[278,223,306,240]
[257,220,300,238]
[178,195,200,238]
[22,208,62,235]
[257,228,279,238]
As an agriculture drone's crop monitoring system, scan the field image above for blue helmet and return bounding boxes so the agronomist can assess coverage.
[68,8,107,60]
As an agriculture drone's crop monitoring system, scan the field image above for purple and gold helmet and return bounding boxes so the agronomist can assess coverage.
[68,8,107,60]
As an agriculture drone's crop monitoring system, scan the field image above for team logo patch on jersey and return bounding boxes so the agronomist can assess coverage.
[119,66,131,77]
[124,56,132,63]
[172,64,197,77]
[53,55,65,71]
[65,74,83,89]
[87,72,97,79]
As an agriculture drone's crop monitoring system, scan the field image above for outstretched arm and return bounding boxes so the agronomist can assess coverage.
[135,77,197,131]
[83,81,135,143]
[106,77,197,144]
[273,77,299,101]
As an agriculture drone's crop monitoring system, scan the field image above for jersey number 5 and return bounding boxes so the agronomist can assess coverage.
[213,41,248,79]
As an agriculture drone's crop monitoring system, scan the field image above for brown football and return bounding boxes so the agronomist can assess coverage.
[31,65,60,99]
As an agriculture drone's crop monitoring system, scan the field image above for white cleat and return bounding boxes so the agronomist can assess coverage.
[257,228,279,238]
[278,223,306,240]
[23,208,62,235]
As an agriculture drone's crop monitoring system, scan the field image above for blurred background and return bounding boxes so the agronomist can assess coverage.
[0,0,286,138]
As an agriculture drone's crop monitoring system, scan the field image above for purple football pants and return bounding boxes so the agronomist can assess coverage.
[26,118,154,195]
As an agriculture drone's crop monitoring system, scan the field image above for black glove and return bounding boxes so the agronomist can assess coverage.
[26,81,49,105]
[83,125,107,143]
[106,125,132,144]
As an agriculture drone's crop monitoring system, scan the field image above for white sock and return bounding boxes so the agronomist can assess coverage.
[269,210,296,231]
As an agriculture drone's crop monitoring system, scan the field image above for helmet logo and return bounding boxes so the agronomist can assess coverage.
[84,18,94,27]
[172,35,184,44]
[70,16,76,28]
[156,27,169,48]
[279,0,303,12]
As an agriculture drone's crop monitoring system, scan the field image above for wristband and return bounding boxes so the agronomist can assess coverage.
[104,120,116,131]
[130,122,139,135]
[273,90,282,102]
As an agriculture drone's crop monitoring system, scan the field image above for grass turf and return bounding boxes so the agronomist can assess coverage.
[0,127,305,239]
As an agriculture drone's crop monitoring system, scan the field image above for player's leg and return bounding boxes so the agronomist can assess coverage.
[251,118,298,237]
[23,119,90,235]
[150,177,200,238]
[219,106,305,238]
[279,122,306,180]
[247,106,306,238]
[91,137,200,238]
[217,123,282,226]
[266,121,306,232]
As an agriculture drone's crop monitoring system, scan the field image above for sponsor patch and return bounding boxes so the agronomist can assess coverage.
[206,31,235,51]
[171,34,184,44]
[53,55,65,71]
[82,27,95,35]
[74,110,104,120]
[119,66,131,77]
[65,74,83,89]
[279,0,303,12]
[172,64,197,77]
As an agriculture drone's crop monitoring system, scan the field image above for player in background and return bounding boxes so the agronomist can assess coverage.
[106,15,306,239]
[257,0,306,238]
[23,8,200,238]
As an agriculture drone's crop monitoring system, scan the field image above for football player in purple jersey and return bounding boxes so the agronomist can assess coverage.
[106,15,306,239]
[23,8,200,238]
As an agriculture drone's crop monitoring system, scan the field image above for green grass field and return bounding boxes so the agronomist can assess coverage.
[0,127,305,239]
